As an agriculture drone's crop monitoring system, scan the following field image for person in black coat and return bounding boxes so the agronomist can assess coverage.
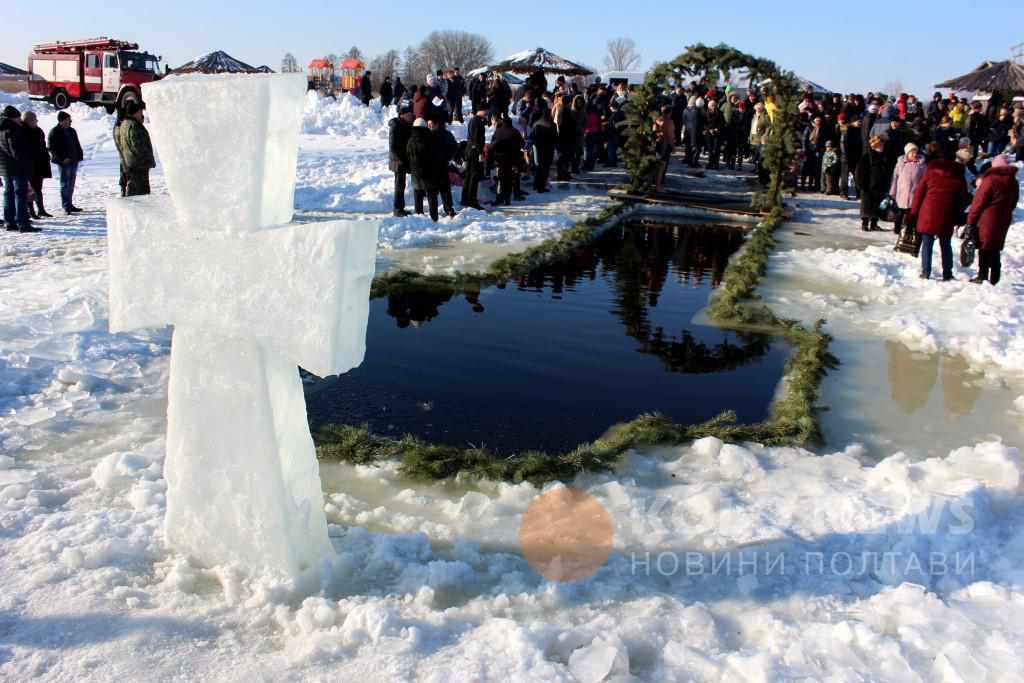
[407,118,439,221]
[461,106,487,209]
[703,100,726,170]
[388,107,414,217]
[430,116,458,218]
[555,95,576,181]
[932,117,959,161]
[48,111,84,211]
[393,77,406,104]
[838,115,862,200]
[447,68,465,123]
[856,136,888,231]
[530,108,556,192]
[490,118,525,205]
[21,112,52,219]
[682,100,704,168]
[469,73,489,118]
[0,106,35,231]
[380,77,394,108]
[360,71,373,106]
[670,86,686,146]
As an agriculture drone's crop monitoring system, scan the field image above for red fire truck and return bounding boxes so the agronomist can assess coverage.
[28,37,162,111]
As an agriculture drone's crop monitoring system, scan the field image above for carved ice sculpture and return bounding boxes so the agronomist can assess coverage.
[106,74,379,577]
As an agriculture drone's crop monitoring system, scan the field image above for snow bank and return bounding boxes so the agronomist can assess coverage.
[303,91,393,138]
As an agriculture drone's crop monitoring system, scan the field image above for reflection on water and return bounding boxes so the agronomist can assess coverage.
[306,220,789,454]
[886,341,982,418]
[820,334,1019,460]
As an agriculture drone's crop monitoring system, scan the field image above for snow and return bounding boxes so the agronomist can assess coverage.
[3,88,1024,680]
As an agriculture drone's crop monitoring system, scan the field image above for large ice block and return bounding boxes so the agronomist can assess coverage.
[107,195,379,377]
[164,328,333,575]
[141,73,306,233]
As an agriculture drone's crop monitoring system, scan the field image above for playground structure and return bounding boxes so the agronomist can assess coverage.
[307,56,365,96]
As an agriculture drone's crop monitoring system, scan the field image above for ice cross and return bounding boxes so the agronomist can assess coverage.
[106,74,379,578]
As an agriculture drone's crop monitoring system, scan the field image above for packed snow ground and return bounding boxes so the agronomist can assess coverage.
[2,91,1024,681]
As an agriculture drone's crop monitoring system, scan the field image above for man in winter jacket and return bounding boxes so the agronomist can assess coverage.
[22,112,52,219]
[988,107,1011,157]
[116,101,156,197]
[393,77,406,104]
[909,157,970,280]
[682,100,705,168]
[469,73,489,120]
[380,77,394,108]
[360,71,373,106]
[447,68,465,123]
[490,118,525,205]
[0,106,34,231]
[430,117,458,218]
[389,105,415,216]
[461,107,487,210]
[966,155,1019,285]
[966,103,988,158]
[407,118,439,221]
[529,108,556,192]
[47,111,85,213]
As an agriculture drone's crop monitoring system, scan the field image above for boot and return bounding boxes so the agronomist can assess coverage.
[861,218,870,232]
[990,263,1001,286]
[29,206,38,220]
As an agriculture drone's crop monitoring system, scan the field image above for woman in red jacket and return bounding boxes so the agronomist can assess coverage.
[967,155,1020,285]
[909,156,970,280]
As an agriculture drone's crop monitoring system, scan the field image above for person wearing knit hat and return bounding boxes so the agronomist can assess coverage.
[1,105,37,231]
[889,142,925,236]
[967,153,1020,284]
[114,97,155,197]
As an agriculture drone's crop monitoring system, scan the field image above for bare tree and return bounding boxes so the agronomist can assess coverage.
[347,46,364,61]
[280,53,300,74]
[418,31,493,73]
[402,45,430,84]
[882,80,905,97]
[369,50,401,80]
[604,38,641,72]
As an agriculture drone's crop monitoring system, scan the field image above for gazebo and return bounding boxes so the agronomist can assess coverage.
[487,48,594,76]
[173,51,262,75]
[935,60,1024,93]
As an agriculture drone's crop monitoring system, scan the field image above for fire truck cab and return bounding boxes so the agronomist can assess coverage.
[29,38,162,111]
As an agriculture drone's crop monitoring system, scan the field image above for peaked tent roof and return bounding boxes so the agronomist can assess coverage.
[935,60,1024,92]
[255,66,274,73]
[173,51,261,75]
[488,48,594,76]
[0,62,29,77]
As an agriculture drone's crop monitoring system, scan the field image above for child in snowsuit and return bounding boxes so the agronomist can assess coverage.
[821,141,840,195]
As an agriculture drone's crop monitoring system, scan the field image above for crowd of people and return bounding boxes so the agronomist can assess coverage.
[388,70,630,219]
[0,100,155,233]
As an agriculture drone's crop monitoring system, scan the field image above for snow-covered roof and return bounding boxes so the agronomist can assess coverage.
[173,51,261,75]
[489,48,593,76]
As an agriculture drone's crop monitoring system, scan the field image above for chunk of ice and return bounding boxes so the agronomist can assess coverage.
[141,73,306,234]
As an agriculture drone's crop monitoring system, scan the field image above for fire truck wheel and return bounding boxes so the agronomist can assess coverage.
[51,90,70,110]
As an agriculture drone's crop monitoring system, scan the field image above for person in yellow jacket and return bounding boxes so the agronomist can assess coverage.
[949,101,968,132]
[765,94,777,123]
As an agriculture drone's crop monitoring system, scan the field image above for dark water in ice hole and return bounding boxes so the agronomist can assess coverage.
[305,219,790,454]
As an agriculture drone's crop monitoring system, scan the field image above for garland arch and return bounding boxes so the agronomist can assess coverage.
[622,43,800,213]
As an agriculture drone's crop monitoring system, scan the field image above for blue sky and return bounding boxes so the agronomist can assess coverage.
[4,1,1019,97]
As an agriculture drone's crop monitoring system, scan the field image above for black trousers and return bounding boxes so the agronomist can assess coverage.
[414,188,439,221]
[439,179,454,215]
[556,149,572,180]
[393,171,407,212]
[461,158,482,207]
[534,153,553,190]
[978,249,1002,284]
[29,175,45,210]
[496,161,516,204]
